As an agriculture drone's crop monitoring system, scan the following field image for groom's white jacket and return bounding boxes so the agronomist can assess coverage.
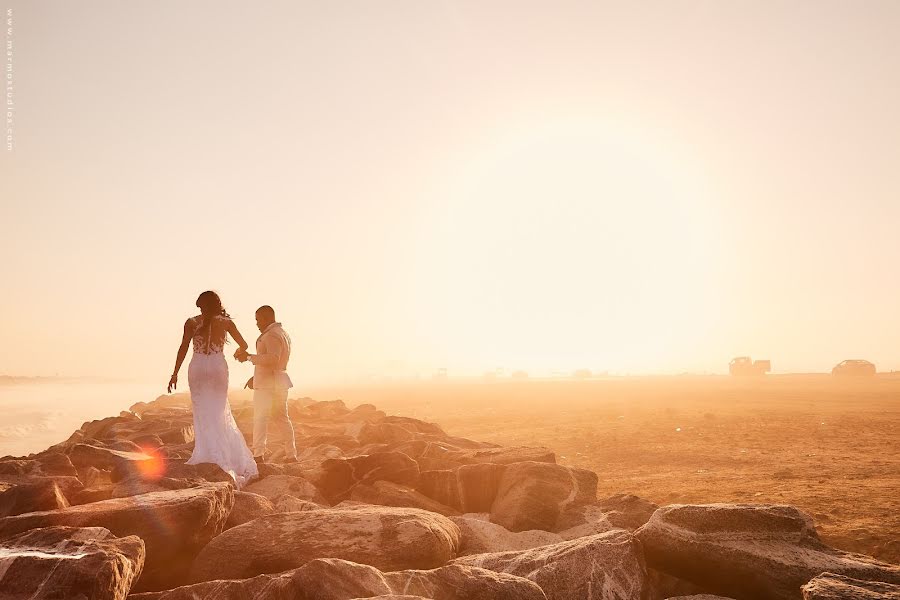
[249,322,293,390]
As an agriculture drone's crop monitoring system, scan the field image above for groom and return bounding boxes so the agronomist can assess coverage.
[237,305,297,462]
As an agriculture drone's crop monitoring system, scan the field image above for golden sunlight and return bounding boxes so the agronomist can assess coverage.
[422,120,723,373]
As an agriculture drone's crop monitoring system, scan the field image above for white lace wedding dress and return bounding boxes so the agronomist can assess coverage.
[186,315,258,488]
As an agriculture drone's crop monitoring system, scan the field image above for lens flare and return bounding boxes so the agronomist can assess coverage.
[136,446,166,480]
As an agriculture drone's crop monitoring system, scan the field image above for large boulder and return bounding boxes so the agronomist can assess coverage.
[801,573,900,600]
[0,482,234,592]
[418,464,506,513]
[34,452,79,477]
[596,493,658,531]
[128,569,307,600]
[453,529,649,600]
[452,515,563,556]
[384,563,548,600]
[350,480,459,516]
[244,474,328,504]
[552,503,617,540]
[0,478,71,517]
[225,490,276,529]
[635,504,900,600]
[0,526,145,600]
[489,461,598,532]
[311,452,420,502]
[190,505,460,582]
[68,443,154,475]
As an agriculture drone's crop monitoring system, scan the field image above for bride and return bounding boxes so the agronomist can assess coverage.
[167,290,258,487]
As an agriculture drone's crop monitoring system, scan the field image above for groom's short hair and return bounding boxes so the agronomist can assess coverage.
[256,305,275,320]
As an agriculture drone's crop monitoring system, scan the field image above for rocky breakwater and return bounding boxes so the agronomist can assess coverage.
[0,394,896,600]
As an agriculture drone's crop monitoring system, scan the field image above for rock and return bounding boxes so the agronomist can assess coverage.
[0,458,39,475]
[226,491,276,528]
[291,558,394,599]
[489,461,597,532]
[461,446,555,465]
[123,459,234,485]
[596,492,659,531]
[453,529,649,600]
[0,526,145,600]
[350,480,459,516]
[384,563,548,600]
[34,452,79,477]
[128,569,306,600]
[110,476,193,498]
[649,568,714,599]
[356,422,419,445]
[304,399,352,420]
[190,505,460,582]
[635,504,900,600]
[244,474,328,504]
[0,478,71,517]
[273,494,325,513]
[418,463,506,513]
[0,482,234,592]
[71,485,115,505]
[313,451,420,502]
[451,515,563,556]
[552,503,616,539]
[77,465,111,487]
[801,573,900,599]
[68,444,154,475]
[80,414,138,441]
[351,596,432,600]
[667,596,737,600]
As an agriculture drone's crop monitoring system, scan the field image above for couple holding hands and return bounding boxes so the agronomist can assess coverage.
[168,291,297,487]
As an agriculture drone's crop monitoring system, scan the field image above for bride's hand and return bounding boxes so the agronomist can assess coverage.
[167,374,178,393]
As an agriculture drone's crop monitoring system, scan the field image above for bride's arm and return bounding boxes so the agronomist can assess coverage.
[227,320,250,359]
[169,319,193,392]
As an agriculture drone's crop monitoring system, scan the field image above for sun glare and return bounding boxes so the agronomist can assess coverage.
[422,121,722,373]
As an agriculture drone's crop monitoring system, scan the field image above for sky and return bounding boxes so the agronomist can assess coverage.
[2,1,900,384]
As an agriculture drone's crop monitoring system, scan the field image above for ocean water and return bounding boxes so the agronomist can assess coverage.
[0,381,165,457]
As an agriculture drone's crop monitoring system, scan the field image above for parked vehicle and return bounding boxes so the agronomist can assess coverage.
[832,359,876,376]
[729,356,771,376]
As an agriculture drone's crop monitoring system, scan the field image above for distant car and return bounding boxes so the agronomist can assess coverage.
[831,359,876,376]
[729,356,771,376]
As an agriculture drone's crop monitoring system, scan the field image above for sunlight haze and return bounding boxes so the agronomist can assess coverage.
[3,1,900,384]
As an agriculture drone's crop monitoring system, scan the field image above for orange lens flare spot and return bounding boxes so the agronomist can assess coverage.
[136,446,166,481]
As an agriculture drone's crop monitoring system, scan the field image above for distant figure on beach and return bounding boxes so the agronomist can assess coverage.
[236,305,297,462]
[168,291,259,487]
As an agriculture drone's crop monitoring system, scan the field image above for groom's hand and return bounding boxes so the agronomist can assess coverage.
[234,349,249,362]
[244,377,254,390]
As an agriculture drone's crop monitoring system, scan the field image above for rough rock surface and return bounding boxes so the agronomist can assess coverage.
[310,451,421,502]
[243,474,328,504]
[418,463,506,513]
[190,505,461,582]
[451,515,563,556]
[350,480,459,516]
[635,504,900,600]
[384,563,548,600]
[0,526,145,600]
[3,393,895,600]
[0,482,234,592]
[801,572,900,600]
[0,478,71,517]
[453,529,650,600]
[489,461,598,532]
[225,490,276,529]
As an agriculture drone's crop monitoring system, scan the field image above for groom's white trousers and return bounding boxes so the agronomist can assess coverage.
[252,388,297,458]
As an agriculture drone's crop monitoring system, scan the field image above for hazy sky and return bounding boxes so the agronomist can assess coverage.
[2,1,900,383]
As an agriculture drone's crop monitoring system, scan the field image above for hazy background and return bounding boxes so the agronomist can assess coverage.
[3,1,900,385]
